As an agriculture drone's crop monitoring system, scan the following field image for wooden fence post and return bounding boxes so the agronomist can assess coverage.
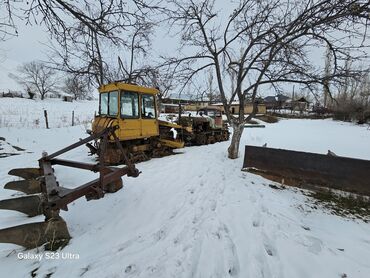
[44,110,49,129]
[72,110,75,126]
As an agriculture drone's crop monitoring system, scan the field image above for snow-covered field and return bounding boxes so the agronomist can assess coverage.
[0,100,370,278]
[0,97,97,128]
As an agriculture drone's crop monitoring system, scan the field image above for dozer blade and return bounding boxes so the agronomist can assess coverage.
[4,179,42,194]
[243,145,370,196]
[8,168,41,180]
[0,195,43,217]
[0,218,71,250]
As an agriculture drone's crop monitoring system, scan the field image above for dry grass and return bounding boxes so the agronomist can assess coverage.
[305,190,370,222]
[255,114,279,123]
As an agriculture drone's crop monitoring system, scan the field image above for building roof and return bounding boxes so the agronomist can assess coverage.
[56,91,73,97]
[161,103,179,107]
[264,94,290,103]
[277,94,290,102]
[166,93,210,102]
[264,96,277,103]
[212,101,239,106]
[296,97,309,103]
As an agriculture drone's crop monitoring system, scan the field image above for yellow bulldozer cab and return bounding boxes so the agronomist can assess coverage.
[92,82,160,141]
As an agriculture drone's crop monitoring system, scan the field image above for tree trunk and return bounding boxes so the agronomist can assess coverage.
[228,123,244,159]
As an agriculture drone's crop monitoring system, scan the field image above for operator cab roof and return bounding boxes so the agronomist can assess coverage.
[99,82,159,95]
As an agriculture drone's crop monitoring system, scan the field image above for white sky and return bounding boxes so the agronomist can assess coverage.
[0,19,50,91]
[0,1,369,99]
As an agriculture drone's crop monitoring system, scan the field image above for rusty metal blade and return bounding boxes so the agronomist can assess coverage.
[243,145,370,196]
[0,218,71,250]
[4,180,42,194]
[8,168,41,180]
[0,195,43,217]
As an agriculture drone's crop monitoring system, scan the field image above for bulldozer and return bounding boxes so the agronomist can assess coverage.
[0,82,229,251]
[86,82,186,164]
[0,82,187,250]
[178,106,230,145]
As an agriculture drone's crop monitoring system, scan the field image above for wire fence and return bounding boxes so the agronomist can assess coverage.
[0,111,93,129]
[0,98,97,129]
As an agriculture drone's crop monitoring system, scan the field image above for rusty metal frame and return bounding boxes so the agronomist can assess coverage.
[38,126,139,219]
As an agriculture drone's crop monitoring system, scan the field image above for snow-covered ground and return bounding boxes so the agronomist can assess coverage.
[0,106,370,277]
[0,98,97,128]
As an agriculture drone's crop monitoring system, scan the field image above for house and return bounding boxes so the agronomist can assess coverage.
[62,95,74,102]
[161,93,210,112]
[54,91,73,101]
[1,90,24,98]
[263,96,277,109]
[160,103,180,113]
[292,97,310,111]
[161,92,267,114]
[211,101,266,115]
[264,94,291,109]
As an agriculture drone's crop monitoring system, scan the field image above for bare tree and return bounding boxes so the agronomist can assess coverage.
[323,45,333,108]
[0,1,18,41]
[115,22,156,83]
[2,1,160,87]
[45,1,158,87]
[206,69,221,104]
[131,65,178,103]
[2,1,159,40]
[48,18,153,87]
[164,0,370,159]
[63,75,90,100]
[334,64,370,121]
[9,61,58,100]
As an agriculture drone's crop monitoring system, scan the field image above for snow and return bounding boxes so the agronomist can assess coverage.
[0,97,97,129]
[0,102,370,277]
[158,112,212,123]
[245,118,370,160]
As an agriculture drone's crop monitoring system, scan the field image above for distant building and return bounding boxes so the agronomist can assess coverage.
[162,93,211,112]
[264,94,291,109]
[291,97,310,111]
[57,92,74,102]
[161,92,266,114]
[1,90,24,98]
[161,103,180,113]
[211,102,266,115]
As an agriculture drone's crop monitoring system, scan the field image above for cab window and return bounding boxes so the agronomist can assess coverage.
[109,91,118,116]
[100,91,118,116]
[100,93,109,115]
[121,91,139,118]
[141,94,155,119]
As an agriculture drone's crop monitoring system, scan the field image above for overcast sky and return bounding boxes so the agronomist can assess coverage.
[0,14,177,92]
[1,1,369,98]
[0,19,50,91]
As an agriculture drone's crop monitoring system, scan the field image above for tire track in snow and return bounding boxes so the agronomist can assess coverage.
[90,147,240,278]
[240,183,286,278]
[176,156,241,278]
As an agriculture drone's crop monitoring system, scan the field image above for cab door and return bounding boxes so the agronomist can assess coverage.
[119,91,142,140]
[141,94,159,137]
